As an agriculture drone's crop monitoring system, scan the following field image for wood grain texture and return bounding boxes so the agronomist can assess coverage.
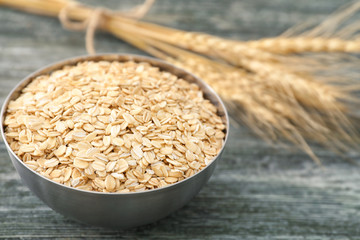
[1,0,360,239]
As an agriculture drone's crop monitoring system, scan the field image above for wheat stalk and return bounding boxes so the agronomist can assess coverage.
[247,1,360,54]
[247,37,360,54]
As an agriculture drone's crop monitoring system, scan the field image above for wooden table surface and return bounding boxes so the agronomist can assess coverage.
[1,0,360,239]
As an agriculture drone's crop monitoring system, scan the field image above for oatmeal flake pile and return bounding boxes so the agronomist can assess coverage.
[4,61,226,193]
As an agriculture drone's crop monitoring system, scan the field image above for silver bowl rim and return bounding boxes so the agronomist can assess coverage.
[0,53,229,196]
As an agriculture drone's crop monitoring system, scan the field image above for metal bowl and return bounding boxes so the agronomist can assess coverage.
[0,54,229,228]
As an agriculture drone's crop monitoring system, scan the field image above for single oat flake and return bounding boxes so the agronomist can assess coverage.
[4,60,226,193]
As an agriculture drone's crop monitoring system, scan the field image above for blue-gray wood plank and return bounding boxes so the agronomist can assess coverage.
[1,0,360,239]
